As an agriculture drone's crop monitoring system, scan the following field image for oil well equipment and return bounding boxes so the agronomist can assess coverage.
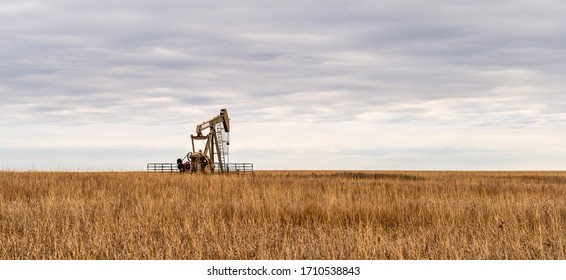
[147,108,253,174]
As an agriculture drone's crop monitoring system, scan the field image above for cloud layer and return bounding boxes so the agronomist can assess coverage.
[2,0,566,170]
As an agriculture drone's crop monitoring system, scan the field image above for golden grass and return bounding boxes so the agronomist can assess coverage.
[1,170,565,259]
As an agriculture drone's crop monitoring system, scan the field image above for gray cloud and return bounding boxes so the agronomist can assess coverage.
[1,0,566,169]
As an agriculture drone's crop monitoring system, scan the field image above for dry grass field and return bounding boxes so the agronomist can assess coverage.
[0,170,565,259]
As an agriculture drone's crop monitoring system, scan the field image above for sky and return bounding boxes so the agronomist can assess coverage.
[1,0,566,171]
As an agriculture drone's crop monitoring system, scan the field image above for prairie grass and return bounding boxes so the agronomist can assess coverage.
[0,171,565,259]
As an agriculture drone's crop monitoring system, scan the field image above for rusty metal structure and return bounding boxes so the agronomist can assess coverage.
[147,108,253,174]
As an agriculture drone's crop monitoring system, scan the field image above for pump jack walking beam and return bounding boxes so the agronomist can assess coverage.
[195,108,230,136]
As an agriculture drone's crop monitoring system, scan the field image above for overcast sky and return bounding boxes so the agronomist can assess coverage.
[2,0,566,171]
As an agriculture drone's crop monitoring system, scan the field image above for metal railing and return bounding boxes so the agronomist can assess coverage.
[147,163,177,173]
[147,162,253,174]
[226,163,254,175]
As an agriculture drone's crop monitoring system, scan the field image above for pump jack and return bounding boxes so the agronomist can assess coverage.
[146,108,253,174]
[189,108,230,173]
